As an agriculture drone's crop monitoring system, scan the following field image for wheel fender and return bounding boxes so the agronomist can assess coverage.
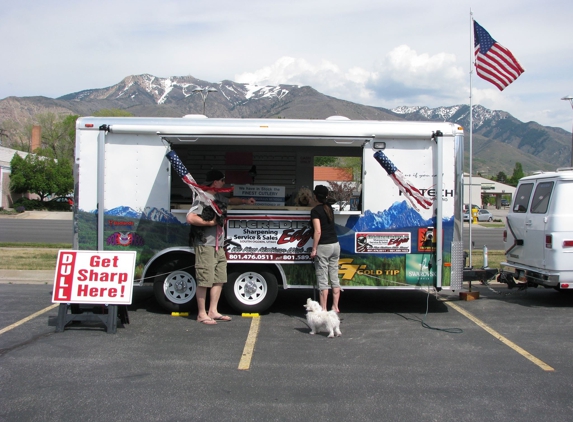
[148,248,197,313]
[141,247,195,285]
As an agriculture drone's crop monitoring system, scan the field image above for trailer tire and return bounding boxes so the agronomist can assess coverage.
[224,269,278,313]
[153,267,197,313]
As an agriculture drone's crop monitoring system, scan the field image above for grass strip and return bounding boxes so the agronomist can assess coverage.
[0,244,71,270]
[0,242,72,249]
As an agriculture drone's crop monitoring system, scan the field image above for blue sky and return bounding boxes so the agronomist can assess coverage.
[1,0,572,130]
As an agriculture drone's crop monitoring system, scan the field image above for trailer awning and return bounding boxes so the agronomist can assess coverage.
[84,117,461,147]
[158,134,369,147]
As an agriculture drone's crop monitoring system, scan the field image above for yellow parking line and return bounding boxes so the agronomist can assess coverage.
[238,316,260,370]
[444,300,554,372]
[0,303,59,335]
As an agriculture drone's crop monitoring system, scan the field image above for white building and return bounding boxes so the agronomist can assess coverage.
[0,146,32,209]
[463,173,516,209]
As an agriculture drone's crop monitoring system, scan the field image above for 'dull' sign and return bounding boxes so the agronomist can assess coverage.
[52,250,136,305]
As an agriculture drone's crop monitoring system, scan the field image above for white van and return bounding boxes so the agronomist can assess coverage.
[501,168,573,289]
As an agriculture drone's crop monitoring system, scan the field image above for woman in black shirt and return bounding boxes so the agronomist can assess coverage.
[310,185,341,312]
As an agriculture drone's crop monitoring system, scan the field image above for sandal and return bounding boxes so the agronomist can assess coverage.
[197,318,217,325]
[212,315,232,322]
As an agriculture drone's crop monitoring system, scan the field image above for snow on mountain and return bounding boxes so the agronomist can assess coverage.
[142,207,182,224]
[102,206,140,218]
[391,106,423,114]
[392,104,509,129]
[87,206,182,224]
[60,74,292,108]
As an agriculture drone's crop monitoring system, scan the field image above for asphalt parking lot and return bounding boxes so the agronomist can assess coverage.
[2,282,573,422]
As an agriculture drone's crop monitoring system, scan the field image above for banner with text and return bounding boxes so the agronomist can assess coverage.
[52,250,137,305]
[226,215,313,263]
[233,185,285,206]
[355,232,411,254]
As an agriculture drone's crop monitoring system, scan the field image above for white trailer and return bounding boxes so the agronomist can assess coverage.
[73,116,466,313]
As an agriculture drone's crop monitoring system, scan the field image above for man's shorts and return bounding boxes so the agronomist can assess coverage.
[194,245,227,288]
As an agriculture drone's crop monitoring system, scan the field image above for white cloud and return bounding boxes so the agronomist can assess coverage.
[235,57,373,101]
[1,0,572,130]
[235,46,467,109]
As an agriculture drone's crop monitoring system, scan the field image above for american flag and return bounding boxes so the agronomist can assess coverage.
[474,20,524,91]
[165,151,233,216]
[373,150,433,211]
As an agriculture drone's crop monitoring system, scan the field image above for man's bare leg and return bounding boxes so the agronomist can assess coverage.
[196,286,215,324]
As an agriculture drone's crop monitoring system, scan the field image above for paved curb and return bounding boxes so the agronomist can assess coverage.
[0,211,72,220]
[0,270,54,284]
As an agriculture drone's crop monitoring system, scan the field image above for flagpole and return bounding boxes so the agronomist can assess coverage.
[468,9,474,267]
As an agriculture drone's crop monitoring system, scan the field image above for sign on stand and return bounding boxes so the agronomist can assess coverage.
[234,185,285,206]
[52,250,137,333]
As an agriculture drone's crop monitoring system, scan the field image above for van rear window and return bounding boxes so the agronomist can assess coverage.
[513,183,534,213]
[530,181,554,214]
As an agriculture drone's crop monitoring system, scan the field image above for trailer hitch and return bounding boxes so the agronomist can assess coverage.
[497,270,528,290]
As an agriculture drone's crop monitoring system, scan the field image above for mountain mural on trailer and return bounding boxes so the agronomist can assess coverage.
[88,206,183,224]
[337,201,455,256]
[346,200,438,232]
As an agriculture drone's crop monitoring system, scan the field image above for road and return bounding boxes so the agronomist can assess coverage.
[0,219,73,244]
[463,225,504,250]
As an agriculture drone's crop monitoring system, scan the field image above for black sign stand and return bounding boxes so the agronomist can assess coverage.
[53,303,129,334]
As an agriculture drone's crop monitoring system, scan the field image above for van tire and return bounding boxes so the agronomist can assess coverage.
[153,268,197,313]
[224,269,278,313]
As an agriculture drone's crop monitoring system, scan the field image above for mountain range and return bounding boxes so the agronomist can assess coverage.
[0,73,570,176]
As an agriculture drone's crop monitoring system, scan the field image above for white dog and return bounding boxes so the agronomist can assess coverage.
[304,298,342,338]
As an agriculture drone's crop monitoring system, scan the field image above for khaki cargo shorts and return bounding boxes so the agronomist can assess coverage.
[194,245,227,288]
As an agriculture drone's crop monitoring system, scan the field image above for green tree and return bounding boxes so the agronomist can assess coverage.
[314,156,338,167]
[93,108,134,117]
[314,156,362,180]
[35,112,78,162]
[0,113,78,163]
[337,157,362,180]
[10,153,73,201]
[327,180,355,204]
[495,171,508,183]
[0,119,31,152]
[509,163,524,186]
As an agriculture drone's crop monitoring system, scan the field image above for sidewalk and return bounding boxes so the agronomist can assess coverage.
[0,210,72,220]
[0,270,54,284]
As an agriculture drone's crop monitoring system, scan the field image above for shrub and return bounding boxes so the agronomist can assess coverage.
[13,198,47,210]
[16,206,26,213]
[12,197,72,211]
[45,201,71,211]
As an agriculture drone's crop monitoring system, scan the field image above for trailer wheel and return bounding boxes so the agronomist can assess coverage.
[153,268,197,313]
[224,269,278,313]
